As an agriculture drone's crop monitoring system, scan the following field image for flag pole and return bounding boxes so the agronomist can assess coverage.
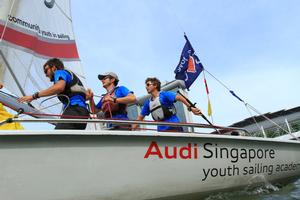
[202,70,213,122]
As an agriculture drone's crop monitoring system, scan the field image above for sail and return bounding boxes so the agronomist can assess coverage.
[0,103,24,130]
[0,0,85,115]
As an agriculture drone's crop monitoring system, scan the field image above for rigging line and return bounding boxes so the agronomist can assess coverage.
[12,51,56,110]
[0,50,26,96]
[27,71,44,91]
[164,0,185,34]
[32,64,48,89]
[244,103,264,137]
[0,0,16,42]
[10,53,52,113]
[39,95,59,107]
[19,102,62,118]
[24,2,43,89]
[246,103,296,137]
[204,68,298,139]
[204,69,231,91]
[11,50,43,91]
[32,59,52,88]
[0,90,18,98]
[93,94,103,98]
[23,55,34,89]
[202,70,214,123]
[39,94,70,115]
[55,1,72,22]
[24,1,41,87]
[246,103,299,140]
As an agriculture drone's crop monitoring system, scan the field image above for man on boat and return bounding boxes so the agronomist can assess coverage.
[86,72,136,130]
[132,77,202,132]
[18,58,90,129]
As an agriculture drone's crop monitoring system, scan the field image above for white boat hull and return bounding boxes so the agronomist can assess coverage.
[0,130,300,200]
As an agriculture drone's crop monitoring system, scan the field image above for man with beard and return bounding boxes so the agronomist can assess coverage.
[18,58,89,129]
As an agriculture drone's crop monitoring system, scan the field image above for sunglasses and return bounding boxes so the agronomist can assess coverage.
[102,76,113,80]
[44,67,51,74]
[146,83,153,87]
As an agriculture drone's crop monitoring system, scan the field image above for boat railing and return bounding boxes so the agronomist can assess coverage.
[0,117,249,135]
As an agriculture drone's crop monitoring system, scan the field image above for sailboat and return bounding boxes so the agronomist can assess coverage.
[1,1,300,200]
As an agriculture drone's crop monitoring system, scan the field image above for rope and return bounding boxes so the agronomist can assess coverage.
[19,102,62,118]
[40,94,70,115]
[93,94,103,98]
[244,103,264,137]
[204,69,299,140]
[54,1,72,22]
[18,95,68,118]
[246,104,297,139]
[164,0,186,34]
[204,69,231,91]
[89,97,96,114]
[106,102,113,118]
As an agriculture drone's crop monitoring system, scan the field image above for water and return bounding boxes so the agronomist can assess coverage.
[205,179,300,200]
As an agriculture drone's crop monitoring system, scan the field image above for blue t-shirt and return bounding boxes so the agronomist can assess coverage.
[96,86,133,119]
[54,70,87,108]
[141,91,180,131]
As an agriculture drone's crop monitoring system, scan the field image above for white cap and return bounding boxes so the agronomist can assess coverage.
[98,72,119,81]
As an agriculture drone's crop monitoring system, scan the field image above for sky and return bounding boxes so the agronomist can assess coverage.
[69,0,300,127]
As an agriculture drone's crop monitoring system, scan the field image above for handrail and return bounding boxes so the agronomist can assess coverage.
[2,118,249,134]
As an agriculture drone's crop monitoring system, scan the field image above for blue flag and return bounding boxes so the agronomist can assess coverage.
[174,35,203,89]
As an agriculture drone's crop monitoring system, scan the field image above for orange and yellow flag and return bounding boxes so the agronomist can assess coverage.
[207,99,212,116]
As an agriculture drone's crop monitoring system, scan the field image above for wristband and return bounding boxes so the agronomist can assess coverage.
[32,92,40,99]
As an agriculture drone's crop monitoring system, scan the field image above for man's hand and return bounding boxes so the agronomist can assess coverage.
[18,95,34,103]
[191,107,202,115]
[132,115,145,131]
[103,95,114,102]
[132,124,139,131]
[86,88,94,100]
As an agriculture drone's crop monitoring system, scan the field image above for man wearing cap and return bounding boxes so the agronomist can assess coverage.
[86,72,136,130]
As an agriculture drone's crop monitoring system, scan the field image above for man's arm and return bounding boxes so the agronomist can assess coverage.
[132,114,145,130]
[18,80,66,103]
[115,93,136,104]
[103,93,136,105]
[175,94,202,115]
[86,88,101,113]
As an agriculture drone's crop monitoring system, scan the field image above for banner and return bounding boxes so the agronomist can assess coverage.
[174,35,203,89]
